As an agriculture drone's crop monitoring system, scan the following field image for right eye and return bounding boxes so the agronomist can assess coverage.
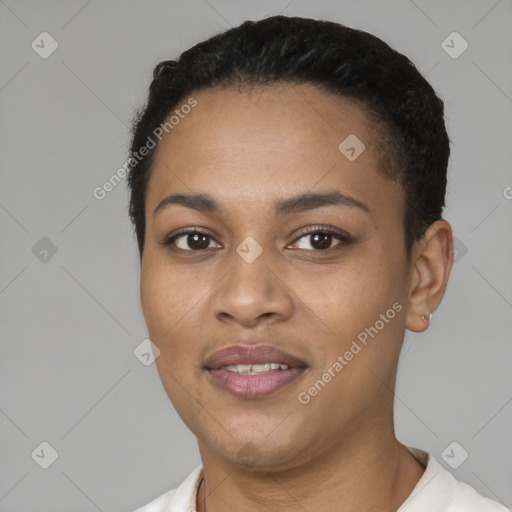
[163,229,222,251]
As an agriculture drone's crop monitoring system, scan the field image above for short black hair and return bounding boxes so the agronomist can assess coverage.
[127,15,450,259]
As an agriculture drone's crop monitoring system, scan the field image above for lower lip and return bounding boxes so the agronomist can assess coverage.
[207,368,306,399]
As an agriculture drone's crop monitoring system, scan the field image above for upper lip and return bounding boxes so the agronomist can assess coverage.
[205,344,307,370]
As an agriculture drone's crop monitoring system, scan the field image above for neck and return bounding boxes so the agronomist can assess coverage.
[195,421,425,512]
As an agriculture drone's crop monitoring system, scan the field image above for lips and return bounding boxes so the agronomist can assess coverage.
[205,344,307,399]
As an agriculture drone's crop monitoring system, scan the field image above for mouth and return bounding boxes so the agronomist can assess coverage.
[204,344,308,399]
[219,362,293,374]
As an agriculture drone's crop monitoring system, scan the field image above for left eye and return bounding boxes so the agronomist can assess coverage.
[292,231,348,251]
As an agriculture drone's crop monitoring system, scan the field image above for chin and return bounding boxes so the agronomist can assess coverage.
[208,429,307,470]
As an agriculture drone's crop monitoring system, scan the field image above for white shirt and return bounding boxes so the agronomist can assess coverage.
[133,446,508,511]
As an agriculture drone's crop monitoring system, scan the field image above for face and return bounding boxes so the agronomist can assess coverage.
[140,84,413,469]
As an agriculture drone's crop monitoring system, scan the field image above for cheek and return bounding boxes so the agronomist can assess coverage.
[140,253,211,343]
[306,251,405,343]
[140,259,203,392]
[140,255,183,337]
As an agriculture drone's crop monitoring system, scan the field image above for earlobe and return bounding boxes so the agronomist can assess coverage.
[405,220,453,333]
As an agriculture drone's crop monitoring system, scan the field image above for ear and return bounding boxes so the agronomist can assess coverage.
[405,220,454,333]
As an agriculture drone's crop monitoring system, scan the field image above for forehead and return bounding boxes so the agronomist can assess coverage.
[147,84,400,217]
[156,84,373,159]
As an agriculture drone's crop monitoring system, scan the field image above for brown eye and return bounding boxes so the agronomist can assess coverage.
[164,230,221,251]
[292,228,350,251]
[310,232,333,250]
[184,233,210,250]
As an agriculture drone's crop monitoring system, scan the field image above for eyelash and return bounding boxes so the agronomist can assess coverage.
[161,226,352,253]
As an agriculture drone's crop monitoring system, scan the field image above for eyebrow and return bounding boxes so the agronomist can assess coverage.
[153,190,369,217]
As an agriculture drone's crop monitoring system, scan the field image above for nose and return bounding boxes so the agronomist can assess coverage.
[210,249,293,328]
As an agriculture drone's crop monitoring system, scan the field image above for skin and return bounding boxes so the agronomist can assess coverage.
[139,83,453,512]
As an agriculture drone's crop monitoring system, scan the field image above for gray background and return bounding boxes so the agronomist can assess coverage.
[1,0,511,510]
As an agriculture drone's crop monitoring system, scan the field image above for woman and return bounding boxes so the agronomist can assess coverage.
[128,15,507,512]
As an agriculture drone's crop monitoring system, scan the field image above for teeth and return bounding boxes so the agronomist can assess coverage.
[251,363,270,372]
[223,363,290,374]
